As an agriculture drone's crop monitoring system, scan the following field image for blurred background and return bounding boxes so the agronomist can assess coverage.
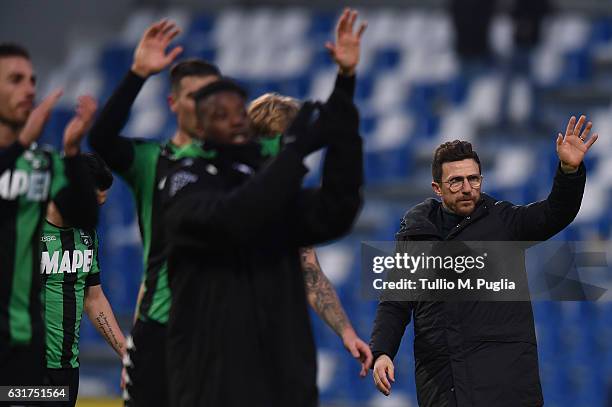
[2,0,612,405]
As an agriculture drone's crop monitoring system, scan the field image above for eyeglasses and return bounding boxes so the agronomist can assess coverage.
[442,175,483,192]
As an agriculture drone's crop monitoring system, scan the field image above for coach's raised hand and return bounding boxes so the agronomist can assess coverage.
[131,19,183,78]
[18,88,63,148]
[556,114,599,173]
[325,8,367,76]
[63,95,97,157]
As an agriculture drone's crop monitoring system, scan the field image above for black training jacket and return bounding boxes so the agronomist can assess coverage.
[370,163,586,407]
[162,84,363,407]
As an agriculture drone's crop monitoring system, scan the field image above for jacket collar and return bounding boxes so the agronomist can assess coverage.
[397,193,495,240]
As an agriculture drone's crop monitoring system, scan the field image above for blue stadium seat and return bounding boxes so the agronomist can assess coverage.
[98,44,133,99]
[188,13,216,37]
[365,143,413,183]
[371,47,402,72]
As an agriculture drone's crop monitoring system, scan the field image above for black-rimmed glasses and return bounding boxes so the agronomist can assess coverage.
[442,175,483,192]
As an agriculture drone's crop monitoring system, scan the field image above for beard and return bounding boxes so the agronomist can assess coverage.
[0,109,27,132]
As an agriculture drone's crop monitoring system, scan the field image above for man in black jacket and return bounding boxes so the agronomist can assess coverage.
[370,116,598,407]
[162,71,362,405]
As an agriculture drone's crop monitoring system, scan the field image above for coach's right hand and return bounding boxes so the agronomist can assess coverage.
[373,354,395,396]
[131,19,183,78]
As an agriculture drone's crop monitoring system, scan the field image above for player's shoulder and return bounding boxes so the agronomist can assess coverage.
[26,142,58,158]
[131,138,165,152]
[162,156,219,200]
[19,143,58,170]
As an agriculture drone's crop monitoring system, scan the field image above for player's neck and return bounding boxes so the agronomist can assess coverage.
[46,201,67,228]
[0,120,20,148]
[171,130,193,147]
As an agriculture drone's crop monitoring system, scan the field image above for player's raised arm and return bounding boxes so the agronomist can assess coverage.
[131,19,183,79]
[326,7,367,77]
[89,19,183,172]
[52,95,99,230]
[0,89,62,173]
[325,8,367,102]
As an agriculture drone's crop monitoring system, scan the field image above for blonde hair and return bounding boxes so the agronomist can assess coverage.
[248,93,300,138]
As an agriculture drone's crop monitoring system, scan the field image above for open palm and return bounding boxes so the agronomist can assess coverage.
[132,19,183,78]
[63,95,97,156]
[325,8,367,75]
[556,115,598,170]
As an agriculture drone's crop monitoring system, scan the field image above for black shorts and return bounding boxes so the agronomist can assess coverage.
[124,319,168,407]
[43,368,79,407]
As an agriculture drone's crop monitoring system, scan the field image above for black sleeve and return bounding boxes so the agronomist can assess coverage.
[164,147,309,250]
[88,70,146,173]
[332,73,356,101]
[53,155,98,230]
[85,273,101,287]
[370,301,413,364]
[0,141,25,173]
[291,85,364,247]
[496,162,586,241]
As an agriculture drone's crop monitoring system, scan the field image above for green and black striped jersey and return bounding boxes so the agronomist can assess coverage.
[40,221,100,368]
[120,140,182,324]
[0,145,67,346]
[122,140,221,324]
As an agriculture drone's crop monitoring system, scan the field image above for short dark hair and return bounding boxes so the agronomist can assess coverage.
[0,43,30,60]
[82,152,113,191]
[193,78,247,111]
[432,140,481,182]
[169,58,220,92]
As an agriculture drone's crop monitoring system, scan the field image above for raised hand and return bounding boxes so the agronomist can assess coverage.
[556,115,598,173]
[63,95,98,157]
[325,8,367,76]
[18,89,63,148]
[131,19,183,78]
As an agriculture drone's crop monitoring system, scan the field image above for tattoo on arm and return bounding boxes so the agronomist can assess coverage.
[95,311,123,354]
[300,247,350,337]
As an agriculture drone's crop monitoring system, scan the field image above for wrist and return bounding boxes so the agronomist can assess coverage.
[339,66,356,77]
[560,161,579,174]
[63,144,80,157]
[340,325,357,341]
[130,63,149,79]
[17,135,32,149]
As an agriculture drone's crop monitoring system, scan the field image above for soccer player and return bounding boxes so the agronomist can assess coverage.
[0,44,98,387]
[42,124,126,406]
[88,20,220,406]
[369,118,598,406]
[248,8,372,376]
[163,67,363,405]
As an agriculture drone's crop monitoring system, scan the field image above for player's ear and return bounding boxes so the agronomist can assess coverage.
[432,181,442,196]
[168,94,178,113]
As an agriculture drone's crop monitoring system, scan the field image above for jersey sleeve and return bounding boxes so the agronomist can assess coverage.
[119,140,160,194]
[86,230,101,287]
